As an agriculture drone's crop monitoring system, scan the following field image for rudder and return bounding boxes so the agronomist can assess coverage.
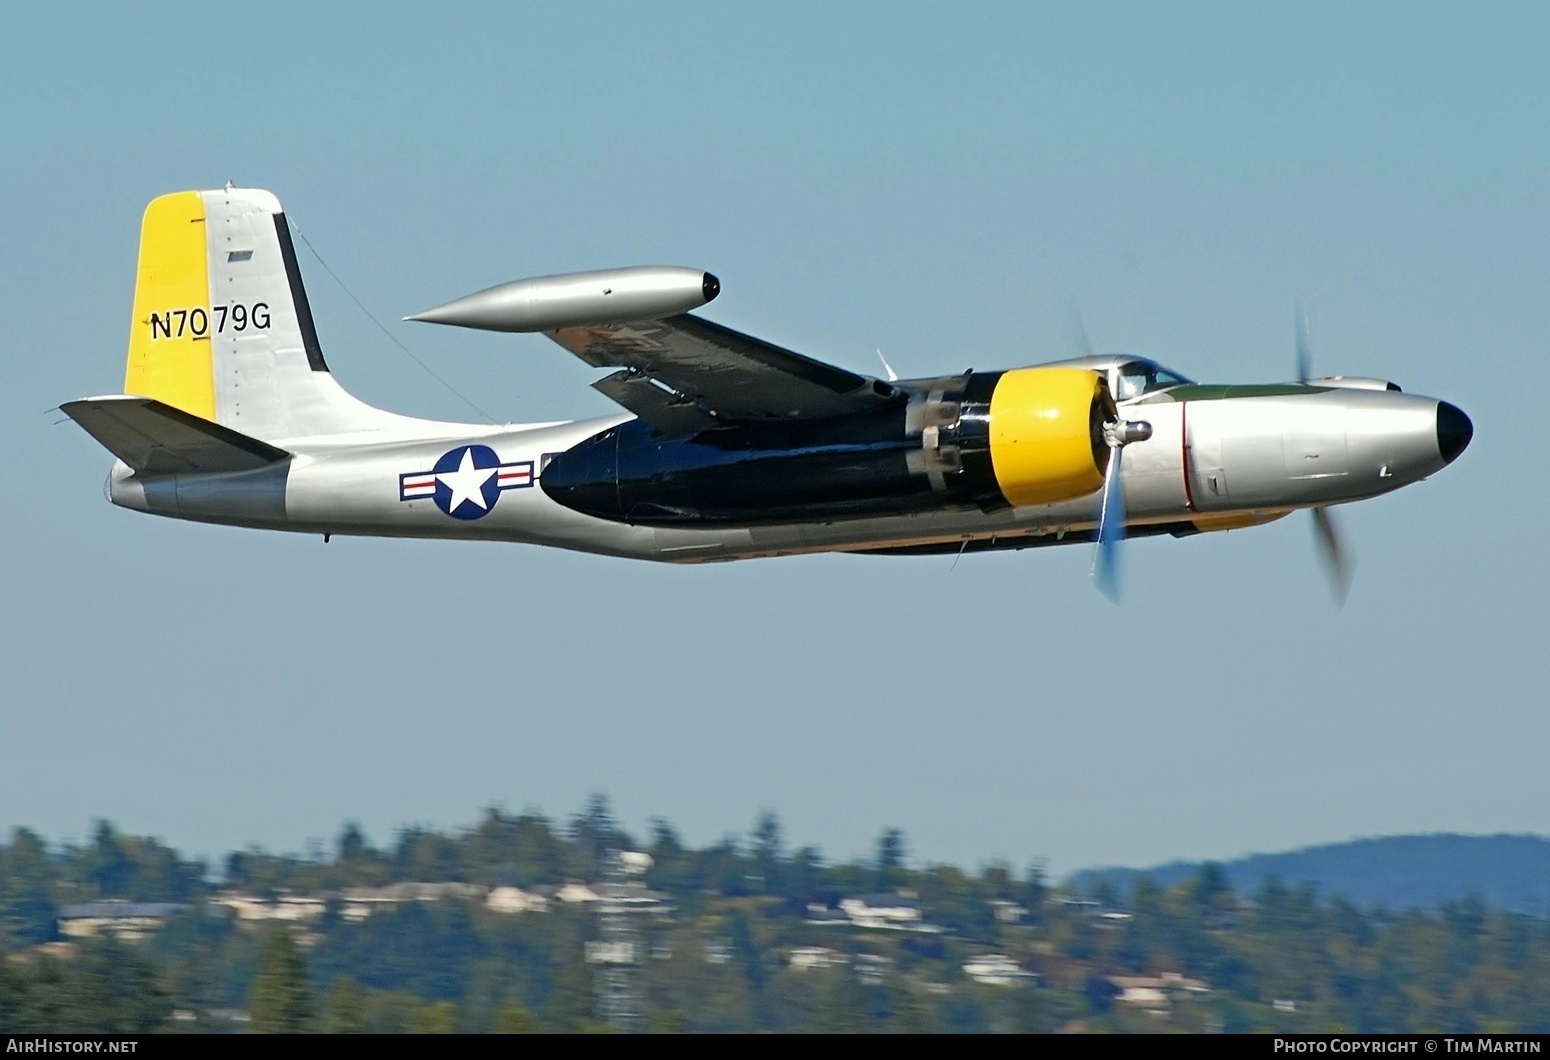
[124,191,216,420]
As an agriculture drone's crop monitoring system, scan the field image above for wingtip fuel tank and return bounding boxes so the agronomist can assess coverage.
[406,266,720,333]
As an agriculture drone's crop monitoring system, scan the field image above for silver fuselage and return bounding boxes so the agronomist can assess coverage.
[104,378,1461,563]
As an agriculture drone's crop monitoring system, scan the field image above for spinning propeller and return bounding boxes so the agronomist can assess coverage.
[1069,307,1153,602]
[1091,415,1152,602]
[1296,304,1353,605]
[1076,304,1353,604]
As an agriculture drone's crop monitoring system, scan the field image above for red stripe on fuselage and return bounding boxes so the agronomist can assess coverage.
[1180,401,1196,512]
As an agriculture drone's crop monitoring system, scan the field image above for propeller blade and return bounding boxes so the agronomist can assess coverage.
[1295,301,1313,383]
[1091,443,1126,602]
[1065,305,1096,361]
[1311,505,1353,605]
[1296,308,1353,604]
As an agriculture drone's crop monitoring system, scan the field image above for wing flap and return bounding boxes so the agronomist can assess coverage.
[61,395,290,474]
[592,370,718,435]
[549,313,900,427]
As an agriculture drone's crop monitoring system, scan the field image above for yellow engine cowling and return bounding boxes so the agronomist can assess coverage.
[986,367,1112,507]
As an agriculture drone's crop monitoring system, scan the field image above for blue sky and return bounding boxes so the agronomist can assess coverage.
[2,2,1544,877]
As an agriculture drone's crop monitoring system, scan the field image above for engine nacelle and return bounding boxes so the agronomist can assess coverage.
[984,367,1111,506]
[540,365,1112,527]
[407,266,719,332]
[921,365,1112,511]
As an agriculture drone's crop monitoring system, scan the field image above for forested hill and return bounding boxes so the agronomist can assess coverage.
[1071,834,1550,913]
[11,814,1550,1031]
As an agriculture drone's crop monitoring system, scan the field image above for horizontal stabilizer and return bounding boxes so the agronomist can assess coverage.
[61,395,290,474]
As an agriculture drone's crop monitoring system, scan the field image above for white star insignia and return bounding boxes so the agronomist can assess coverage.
[437,447,495,513]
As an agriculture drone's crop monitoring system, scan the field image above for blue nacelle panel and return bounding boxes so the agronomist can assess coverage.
[541,406,942,526]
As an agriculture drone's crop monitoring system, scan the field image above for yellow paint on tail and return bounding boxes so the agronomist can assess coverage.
[123,191,215,421]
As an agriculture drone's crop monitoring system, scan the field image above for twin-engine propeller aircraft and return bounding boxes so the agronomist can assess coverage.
[63,188,1472,600]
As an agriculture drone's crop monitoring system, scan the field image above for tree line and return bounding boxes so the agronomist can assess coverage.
[5,803,1550,1032]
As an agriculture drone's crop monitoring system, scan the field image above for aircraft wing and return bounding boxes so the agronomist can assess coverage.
[547,313,901,433]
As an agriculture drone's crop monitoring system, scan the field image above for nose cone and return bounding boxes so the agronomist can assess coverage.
[1436,402,1473,465]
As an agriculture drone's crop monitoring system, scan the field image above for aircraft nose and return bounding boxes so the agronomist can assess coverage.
[1436,401,1473,465]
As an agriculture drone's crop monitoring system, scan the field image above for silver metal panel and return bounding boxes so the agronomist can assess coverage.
[1285,421,1349,481]
[205,188,340,440]
[1345,393,1441,491]
[1109,401,1187,515]
[203,189,480,445]
[174,464,291,525]
[408,267,715,332]
[1186,390,1448,513]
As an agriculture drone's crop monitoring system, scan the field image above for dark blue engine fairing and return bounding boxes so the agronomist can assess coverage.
[540,406,935,526]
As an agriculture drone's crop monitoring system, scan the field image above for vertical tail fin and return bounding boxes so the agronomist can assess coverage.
[124,191,217,419]
[123,188,389,442]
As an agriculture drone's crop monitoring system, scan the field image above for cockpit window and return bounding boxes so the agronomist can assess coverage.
[1115,360,1192,400]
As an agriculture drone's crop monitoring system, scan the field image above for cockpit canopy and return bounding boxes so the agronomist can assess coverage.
[1113,358,1192,401]
[1040,355,1193,402]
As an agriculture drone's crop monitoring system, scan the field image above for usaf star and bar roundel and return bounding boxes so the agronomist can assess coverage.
[399,445,534,520]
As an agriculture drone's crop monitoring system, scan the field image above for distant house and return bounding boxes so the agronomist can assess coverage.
[1114,981,1168,1011]
[218,882,492,924]
[838,894,924,930]
[833,894,945,933]
[788,946,847,971]
[584,940,638,965]
[57,901,185,941]
[556,882,601,904]
[216,894,324,922]
[617,851,653,875]
[963,953,1034,987]
[989,900,1028,924]
[524,880,670,916]
[487,886,548,915]
[1056,896,1102,911]
[803,903,850,925]
[1108,972,1210,1011]
[854,953,892,984]
[341,882,485,921]
[32,941,78,961]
